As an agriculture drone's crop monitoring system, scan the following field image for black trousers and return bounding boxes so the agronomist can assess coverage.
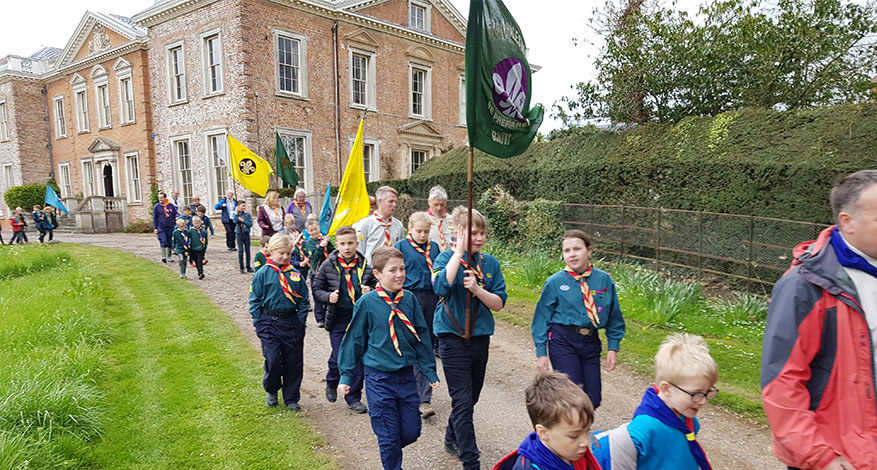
[189,250,205,275]
[223,221,236,249]
[255,315,306,405]
[236,232,251,269]
[439,334,490,470]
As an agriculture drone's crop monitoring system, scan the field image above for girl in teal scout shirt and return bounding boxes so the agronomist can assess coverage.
[248,233,311,411]
[531,230,625,409]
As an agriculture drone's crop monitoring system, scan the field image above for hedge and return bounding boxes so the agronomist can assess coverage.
[4,181,61,212]
[368,104,877,224]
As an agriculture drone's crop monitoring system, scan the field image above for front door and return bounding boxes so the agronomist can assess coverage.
[102,163,114,197]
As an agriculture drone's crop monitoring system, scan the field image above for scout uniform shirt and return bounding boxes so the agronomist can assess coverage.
[432,251,508,337]
[172,228,191,255]
[188,227,209,251]
[354,213,404,263]
[531,267,625,357]
[337,288,439,386]
[304,236,335,280]
[428,210,455,252]
[253,248,270,272]
[248,262,311,325]
[395,237,440,291]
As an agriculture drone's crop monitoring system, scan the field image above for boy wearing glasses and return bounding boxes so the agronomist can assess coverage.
[628,333,718,470]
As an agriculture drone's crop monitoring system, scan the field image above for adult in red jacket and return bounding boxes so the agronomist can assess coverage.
[762,170,877,470]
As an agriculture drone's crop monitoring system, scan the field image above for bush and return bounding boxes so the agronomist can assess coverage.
[478,185,526,245]
[123,219,153,234]
[522,198,564,254]
[4,181,60,212]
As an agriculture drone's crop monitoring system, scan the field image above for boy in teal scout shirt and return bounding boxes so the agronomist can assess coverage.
[531,230,626,409]
[248,233,311,411]
[338,246,439,470]
[172,218,191,279]
[188,216,209,280]
[432,206,507,470]
[303,215,334,327]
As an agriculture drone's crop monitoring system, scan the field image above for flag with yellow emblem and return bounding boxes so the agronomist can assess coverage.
[227,135,273,197]
[328,118,370,235]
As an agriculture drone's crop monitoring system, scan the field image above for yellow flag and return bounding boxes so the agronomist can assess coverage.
[227,135,273,197]
[328,118,370,235]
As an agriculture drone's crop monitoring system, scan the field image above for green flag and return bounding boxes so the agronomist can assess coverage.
[465,0,543,158]
[274,131,300,187]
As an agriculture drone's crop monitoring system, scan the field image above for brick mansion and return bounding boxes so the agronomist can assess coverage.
[0,0,469,225]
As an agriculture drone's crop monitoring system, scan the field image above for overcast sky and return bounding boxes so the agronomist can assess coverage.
[0,0,700,132]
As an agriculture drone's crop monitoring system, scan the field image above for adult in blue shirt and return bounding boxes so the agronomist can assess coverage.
[215,189,237,251]
[152,191,179,263]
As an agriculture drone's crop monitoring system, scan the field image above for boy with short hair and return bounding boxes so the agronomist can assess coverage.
[627,333,718,470]
[303,214,334,327]
[178,205,194,228]
[196,206,214,266]
[312,225,377,413]
[338,246,440,470]
[172,218,191,279]
[493,371,601,470]
[189,216,209,280]
[233,200,253,273]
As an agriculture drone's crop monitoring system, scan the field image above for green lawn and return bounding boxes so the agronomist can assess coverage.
[490,242,768,423]
[0,244,334,469]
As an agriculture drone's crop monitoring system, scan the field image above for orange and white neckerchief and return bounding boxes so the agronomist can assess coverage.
[460,253,485,285]
[295,201,307,215]
[161,199,172,218]
[373,211,392,246]
[338,256,359,303]
[375,286,420,355]
[406,235,433,271]
[265,259,303,304]
[565,266,600,327]
[427,209,446,250]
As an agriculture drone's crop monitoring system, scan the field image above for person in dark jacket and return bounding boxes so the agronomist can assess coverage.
[32,205,48,243]
[312,225,377,414]
[153,191,179,263]
[215,190,237,251]
[233,200,253,273]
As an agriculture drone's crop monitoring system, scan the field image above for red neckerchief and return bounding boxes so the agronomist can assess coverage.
[374,211,392,246]
[407,235,433,271]
[338,255,359,303]
[565,266,600,327]
[427,208,446,250]
[375,285,420,355]
[265,259,303,303]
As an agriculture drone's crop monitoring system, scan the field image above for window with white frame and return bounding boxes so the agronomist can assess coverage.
[119,77,135,124]
[75,89,89,133]
[206,133,230,202]
[167,43,187,103]
[409,1,430,32]
[82,160,95,197]
[459,75,466,126]
[173,138,193,204]
[349,49,376,109]
[275,31,307,97]
[363,143,377,182]
[53,96,67,138]
[96,83,111,128]
[409,64,431,119]
[410,149,428,175]
[202,31,223,95]
[125,153,141,203]
[0,101,8,141]
[3,164,13,190]
[277,130,312,192]
[58,163,72,198]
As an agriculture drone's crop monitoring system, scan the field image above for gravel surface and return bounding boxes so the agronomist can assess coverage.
[60,232,783,470]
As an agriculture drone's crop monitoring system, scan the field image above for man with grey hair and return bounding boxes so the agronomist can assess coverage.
[762,170,877,470]
[427,185,456,251]
[354,186,404,263]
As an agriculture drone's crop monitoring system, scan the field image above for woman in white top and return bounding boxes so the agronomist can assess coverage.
[257,191,286,245]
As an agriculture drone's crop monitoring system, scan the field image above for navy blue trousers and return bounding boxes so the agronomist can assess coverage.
[547,324,603,408]
[156,227,173,248]
[439,334,490,470]
[364,366,421,470]
[411,289,438,403]
[255,315,306,405]
[224,221,236,250]
[236,232,251,270]
[326,316,363,404]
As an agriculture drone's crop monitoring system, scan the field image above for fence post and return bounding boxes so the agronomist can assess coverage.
[748,215,755,293]
[697,212,703,282]
[656,208,662,273]
[620,206,626,258]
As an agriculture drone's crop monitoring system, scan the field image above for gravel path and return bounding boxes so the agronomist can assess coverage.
[60,232,783,469]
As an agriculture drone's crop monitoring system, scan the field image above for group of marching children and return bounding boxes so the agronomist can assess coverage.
[248,184,721,470]
[3,205,58,245]
[171,206,211,280]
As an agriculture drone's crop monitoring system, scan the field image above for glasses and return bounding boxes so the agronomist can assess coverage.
[669,383,719,402]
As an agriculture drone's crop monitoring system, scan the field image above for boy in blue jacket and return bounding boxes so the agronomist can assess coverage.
[338,246,439,470]
[248,233,311,411]
[433,206,507,470]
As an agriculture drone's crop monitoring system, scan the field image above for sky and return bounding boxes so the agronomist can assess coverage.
[0,0,699,132]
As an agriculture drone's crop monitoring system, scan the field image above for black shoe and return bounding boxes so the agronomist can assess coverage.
[228,248,236,252]
[198,273,205,280]
[434,348,440,358]
[240,268,245,274]
[316,322,325,329]
[325,385,337,403]
[202,259,208,265]
[266,392,278,407]
[162,258,167,263]
[347,401,367,414]
[287,402,301,411]
[444,439,462,459]
[246,267,253,273]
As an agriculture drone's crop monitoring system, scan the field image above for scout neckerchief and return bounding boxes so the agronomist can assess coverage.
[407,235,434,271]
[375,286,420,355]
[373,211,393,246]
[427,209,446,250]
[265,259,303,304]
[460,252,485,286]
[313,235,330,260]
[633,386,713,470]
[180,230,190,250]
[294,234,305,253]
[565,266,600,327]
[338,256,359,303]
[160,199,172,218]
[295,201,307,215]
[196,226,206,245]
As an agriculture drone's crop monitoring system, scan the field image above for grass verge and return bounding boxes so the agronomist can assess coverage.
[0,244,334,469]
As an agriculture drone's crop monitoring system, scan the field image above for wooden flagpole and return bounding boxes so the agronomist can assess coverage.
[465,145,474,341]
